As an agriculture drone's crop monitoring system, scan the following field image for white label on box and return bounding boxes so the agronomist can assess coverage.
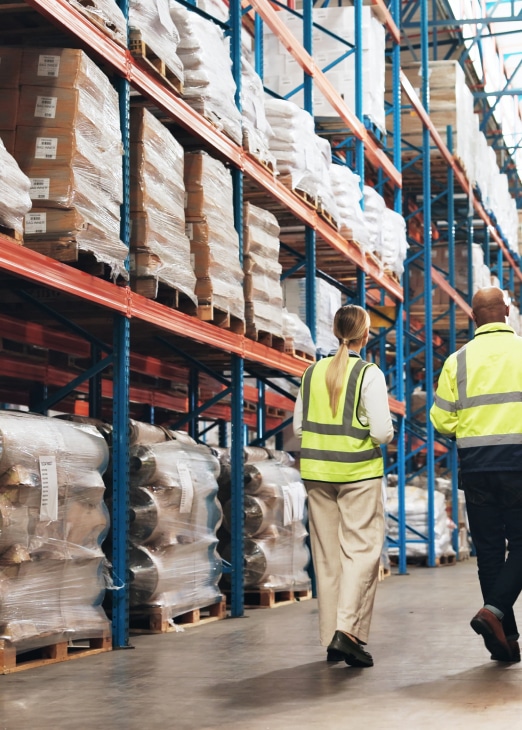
[186,222,193,239]
[282,485,292,526]
[39,455,58,522]
[38,54,61,77]
[25,212,47,234]
[29,178,50,200]
[178,462,194,514]
[35,136,58,159]
[35,95,57,119]
[129,253,136,271]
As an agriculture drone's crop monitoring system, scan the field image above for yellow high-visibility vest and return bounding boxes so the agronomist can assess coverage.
[300,355,383,483]
[430,323,522,472]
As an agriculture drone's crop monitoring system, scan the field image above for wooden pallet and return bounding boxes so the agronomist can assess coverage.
[278,176,319,210]
[131,276,198,316]
[130,599,227,634]
[196,302,246,335]
[378,564,392,581]
[232,587,312,609]
[283,346,316,363]
[0,632,111,675]
[245,326,285,352]
[68,0,127,47]
[0,225,23,245]
[318,204,338,231]
[129,31,183,97]
[390,553,457,568]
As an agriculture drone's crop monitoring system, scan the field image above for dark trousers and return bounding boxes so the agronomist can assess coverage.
[462,471,522,639]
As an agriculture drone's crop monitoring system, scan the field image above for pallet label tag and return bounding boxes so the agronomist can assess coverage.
[35,137,57,160]
[178,462,194,514]
[25,212,47,234]
[30,178,50,200]
[35,96,57,119]
[39,455,58,522]
[38,54,61,78]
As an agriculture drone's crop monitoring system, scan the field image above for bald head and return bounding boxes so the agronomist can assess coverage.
[472,287,509,327]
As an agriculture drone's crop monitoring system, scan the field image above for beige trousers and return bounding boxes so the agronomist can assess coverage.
[304,477,385,647]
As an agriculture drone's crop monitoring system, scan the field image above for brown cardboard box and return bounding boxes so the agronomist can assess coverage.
[0,47,23,87]
[17,85,99,133]
[24,208,87,236]
[0,89,19,130]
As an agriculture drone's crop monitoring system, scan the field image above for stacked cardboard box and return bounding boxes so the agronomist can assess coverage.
[243,203,283,341]
[129,107,196,304]
[184,151,245,324]
[10,47,127,279]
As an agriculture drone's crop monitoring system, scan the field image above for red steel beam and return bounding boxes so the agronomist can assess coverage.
[431,267,473,318]
[248,0,402,188]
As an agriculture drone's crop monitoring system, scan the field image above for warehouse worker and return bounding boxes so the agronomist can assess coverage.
[293,304,394,668]
[430,286,522,663]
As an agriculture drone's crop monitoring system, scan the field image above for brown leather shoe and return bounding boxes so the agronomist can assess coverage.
[470,608,512,662]
[491,639,521,663]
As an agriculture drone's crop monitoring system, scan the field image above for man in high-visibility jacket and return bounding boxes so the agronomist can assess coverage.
[430,286,522,663]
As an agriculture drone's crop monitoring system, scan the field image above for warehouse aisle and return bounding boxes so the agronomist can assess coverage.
[1,558,521,730]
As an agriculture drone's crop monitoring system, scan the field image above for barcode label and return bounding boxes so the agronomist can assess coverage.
[35,95,57,119]
[35,137,57,159]
[37,54,61,77]
[39,455,58,522]
[25,212,47,234]
[29,178,50,200]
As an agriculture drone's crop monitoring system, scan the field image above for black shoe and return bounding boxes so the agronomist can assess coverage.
[327,630,374,668]
[491,639,521,663]
[326,649,345,662]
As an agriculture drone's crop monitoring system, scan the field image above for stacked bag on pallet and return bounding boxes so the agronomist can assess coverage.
[184,150,245,325]
[128,422,223,619]
[386,475,456,560]
[0,139,31,236]
[0,411,111,652]
[381,208,409,278]
[282,309,317,359]
[243,203,284,342]
[217,448,311,591]
[329,164,370,252]
[129,107,196,305]
[66,0,127,46]
[129,0,184,89]
[264,99,338,222]
[170,1,242,144]
[241,58,277,170]
[283,276,341,356]
[11,47,127,279]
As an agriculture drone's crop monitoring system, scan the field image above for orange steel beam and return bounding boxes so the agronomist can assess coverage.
[0,236,130,313]
[248,0,401,188]
[369,0,401,43]
[400,72,522,282]
[430,267,473,318]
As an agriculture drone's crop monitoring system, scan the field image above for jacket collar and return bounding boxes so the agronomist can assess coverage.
[474,322,515,337]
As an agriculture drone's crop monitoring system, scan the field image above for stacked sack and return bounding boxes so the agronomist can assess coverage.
[218,448,311,591]
[170,1,242,144]
[241,58,277,170]
[283,277,341,357]
[129,107,197,305]
[184,151,245,324]
[381,208,409,278]
[265,99,338,222]
[129,0,184,89]
[13,47,127,279]
[329,164,370,252]
[66,0,127,45]
[128,422,223,618]
[282,309,317,360]
[243,203,284,342]
[0,137,31,236]
[0,411,111,652]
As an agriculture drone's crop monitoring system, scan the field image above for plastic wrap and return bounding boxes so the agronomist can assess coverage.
[363,186,386,257]
[130,107,196,303]
[129,0,184,85]
[243,203,283,338]
[219,452,310,590]
[0,138,32,234]
[66,0,127,45]
[284,278,341,356]
[241,58,277,170]
[381,208,409,277]
[282,308,316,358]
[329,164,370,250]
[0,411,111,650]
[386,484,455,560]
[128,430,223,615]
[170,2,242,144]
[184,151,245,321]
[15,48,126,279]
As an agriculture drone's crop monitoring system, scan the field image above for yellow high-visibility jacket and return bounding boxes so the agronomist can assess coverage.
[300,355,384,483]
[430,322,522,472]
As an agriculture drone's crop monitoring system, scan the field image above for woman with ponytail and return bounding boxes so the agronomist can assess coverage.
[293,304,393,668]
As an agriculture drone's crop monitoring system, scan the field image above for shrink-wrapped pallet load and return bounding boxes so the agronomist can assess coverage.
[0,411,111,653]
[218,450,311,591]
[264,99,338,222]
[283,277,341,356]
[184,151,245,325]
[66,0,127,46]
[0,47,21,156]
[170,1,242,144]
[128,426,223,618]
[381,208,409,278]
[129,0,184,90]
[329,164,370,251]
[241,58,277,170]
[0,138,32,236]
[282,309,317,360]
[243,203,283,342]
[363,185,386,261]
[14,48,127,279]
[129,107,196,304]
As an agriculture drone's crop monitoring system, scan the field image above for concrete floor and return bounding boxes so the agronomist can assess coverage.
[1,558,522,730]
